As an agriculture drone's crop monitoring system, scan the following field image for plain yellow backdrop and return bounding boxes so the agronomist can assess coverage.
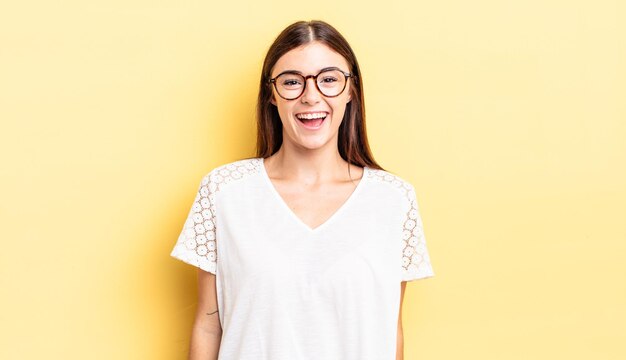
[1,0,625,359]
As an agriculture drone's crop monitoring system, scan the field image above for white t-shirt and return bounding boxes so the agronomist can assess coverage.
[171,157,434,360]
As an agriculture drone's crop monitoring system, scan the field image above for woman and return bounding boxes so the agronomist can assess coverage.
[171,20,435,360]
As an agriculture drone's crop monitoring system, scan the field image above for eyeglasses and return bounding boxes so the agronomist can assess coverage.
[268,67,354,100]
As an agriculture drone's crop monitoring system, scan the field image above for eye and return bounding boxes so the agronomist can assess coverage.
[320,76,338,83]
[281,78,303,87]
[276,73,304,88]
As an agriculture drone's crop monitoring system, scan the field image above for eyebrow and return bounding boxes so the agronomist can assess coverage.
[275,66,345,76]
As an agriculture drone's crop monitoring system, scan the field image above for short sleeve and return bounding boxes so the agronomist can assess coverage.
[401,184,434,281]
[170,172,218,274]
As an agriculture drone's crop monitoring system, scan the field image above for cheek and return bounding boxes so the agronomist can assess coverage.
[276,103,295,124]
[329,100,349,119]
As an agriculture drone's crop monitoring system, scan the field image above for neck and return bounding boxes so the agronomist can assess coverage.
[264,142,358,183]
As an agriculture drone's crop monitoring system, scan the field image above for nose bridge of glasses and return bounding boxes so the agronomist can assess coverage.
[301,74,323,97]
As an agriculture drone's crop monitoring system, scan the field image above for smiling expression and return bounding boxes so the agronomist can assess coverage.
[270,41,353,151]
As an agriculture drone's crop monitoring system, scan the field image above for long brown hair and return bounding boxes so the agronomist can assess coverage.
[255,20,384,171]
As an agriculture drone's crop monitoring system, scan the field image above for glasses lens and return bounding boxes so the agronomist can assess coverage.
[275,73,305,99]
[316,69,346,97]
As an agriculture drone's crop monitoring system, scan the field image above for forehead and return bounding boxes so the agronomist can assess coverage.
[272,41,350,76]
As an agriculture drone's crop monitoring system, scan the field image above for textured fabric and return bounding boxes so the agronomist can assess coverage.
[171,157,434,360]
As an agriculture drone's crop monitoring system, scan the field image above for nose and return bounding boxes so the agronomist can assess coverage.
[300,77,322,104]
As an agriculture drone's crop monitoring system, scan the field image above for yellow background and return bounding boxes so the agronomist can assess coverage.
[1,0,624,359]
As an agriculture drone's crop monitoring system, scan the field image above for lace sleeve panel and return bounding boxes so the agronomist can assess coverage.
[170,171,218,274]
[401,184,435,281]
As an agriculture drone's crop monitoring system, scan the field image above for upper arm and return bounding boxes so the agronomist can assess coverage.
[170,171,219,274]
[400,183,434,281]
[194,268,222,334]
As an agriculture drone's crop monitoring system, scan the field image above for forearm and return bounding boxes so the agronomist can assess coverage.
[189,326,222,360]
[396,327,404,360]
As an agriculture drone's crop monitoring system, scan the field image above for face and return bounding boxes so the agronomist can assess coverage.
[270,41,352,151]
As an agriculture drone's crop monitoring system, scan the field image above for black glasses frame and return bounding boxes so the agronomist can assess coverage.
[268,66,355,100]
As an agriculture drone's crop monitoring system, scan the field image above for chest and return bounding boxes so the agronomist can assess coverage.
[214,182,404,283]
[269,178,362,231]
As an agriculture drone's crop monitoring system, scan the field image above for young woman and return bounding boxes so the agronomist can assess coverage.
[171,20,435,360]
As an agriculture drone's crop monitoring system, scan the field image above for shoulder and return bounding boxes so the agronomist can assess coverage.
[366,167,416,194]
[365,167,419,205]
[200,157,263,191]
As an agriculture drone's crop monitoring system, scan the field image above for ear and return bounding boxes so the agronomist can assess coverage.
[270,94,277,106]
[346,91,352,103]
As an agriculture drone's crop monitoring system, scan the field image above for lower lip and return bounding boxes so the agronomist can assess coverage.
[297,116,327,130]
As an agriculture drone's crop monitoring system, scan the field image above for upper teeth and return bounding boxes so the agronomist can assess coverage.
[296,112,327,120]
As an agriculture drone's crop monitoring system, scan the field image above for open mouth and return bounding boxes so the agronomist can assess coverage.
[295,112,328,129]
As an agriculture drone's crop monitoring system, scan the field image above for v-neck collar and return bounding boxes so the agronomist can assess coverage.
[258,157,369,234]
